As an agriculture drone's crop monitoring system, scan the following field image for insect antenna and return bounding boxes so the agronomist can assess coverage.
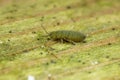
[40,24,62,61]
[40,24,49,35]
[51,53,62,61]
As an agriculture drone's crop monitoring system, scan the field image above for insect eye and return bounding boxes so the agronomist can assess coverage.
[47,37,51,40]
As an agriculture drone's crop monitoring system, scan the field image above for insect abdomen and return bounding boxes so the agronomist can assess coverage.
[49,30,86,42]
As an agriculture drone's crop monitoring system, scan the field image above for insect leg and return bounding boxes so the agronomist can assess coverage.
[60,39,64,43]
[63,38,76,45]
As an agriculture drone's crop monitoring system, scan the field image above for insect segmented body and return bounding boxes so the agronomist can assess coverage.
[49,30,86,42]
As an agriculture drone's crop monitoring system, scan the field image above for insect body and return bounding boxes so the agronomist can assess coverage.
[49,30,86,42]
[40,25,86,43]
